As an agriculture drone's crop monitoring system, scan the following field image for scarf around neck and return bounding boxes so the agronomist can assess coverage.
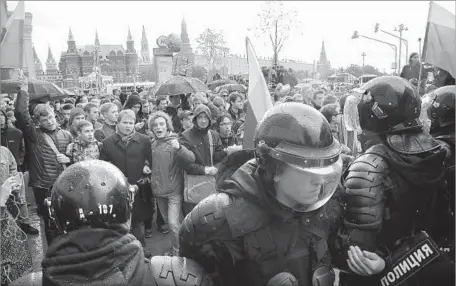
[116,126,136,145]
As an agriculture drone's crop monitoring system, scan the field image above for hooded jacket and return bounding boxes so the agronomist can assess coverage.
[179,104,227,175]
[151,132,195,197]
[41,228,151,285]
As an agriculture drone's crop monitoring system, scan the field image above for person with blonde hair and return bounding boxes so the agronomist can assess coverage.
[148,111,195,256]
[100,109,153,258]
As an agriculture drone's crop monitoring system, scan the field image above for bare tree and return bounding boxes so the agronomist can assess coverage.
[253,1,302,68]
[195,28,228,73]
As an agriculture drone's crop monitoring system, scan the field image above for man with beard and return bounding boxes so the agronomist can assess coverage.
[333,77,455,286]
[180,103,344,286]
[11,160,214,286]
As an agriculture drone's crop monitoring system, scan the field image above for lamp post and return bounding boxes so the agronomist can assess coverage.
[375,23,408,68]
[352,31,399,74]
[361,52,366,75]
[394,24,408,72]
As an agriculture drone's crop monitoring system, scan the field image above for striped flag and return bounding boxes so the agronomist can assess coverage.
[422,1,456,78]
[0,1,25,70]
[242,37,274,150]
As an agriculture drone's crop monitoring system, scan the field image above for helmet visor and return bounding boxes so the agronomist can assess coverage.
[280,157,343,212]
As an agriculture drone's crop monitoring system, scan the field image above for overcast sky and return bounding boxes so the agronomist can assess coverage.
[7,1,456,73]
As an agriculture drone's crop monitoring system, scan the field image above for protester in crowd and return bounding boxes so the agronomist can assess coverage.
[0,145,37,237]
[227,92,245,134]
[100,109,153,258]
[83,102,102,130]
[141,99,151,118]
[155,96,168,112]
[212,96,226,112]
[179,105,227,215]
[400,52,427,84]
[322,94,337,106]
[66,120,102,164]
[119,92,128,106]
[179,110,193,133]
[123,93,148,135]
[68,107,85,137]
[311,90,325,110]
[191,92,204,110]
[1,157,33,285]
[11,160,214,286]
[1,109,25,170]
[89,97,100,108]
[214,113,239,150]
[15,89,73,243]
[94,102,118,142]
[149,111,195,256]
[166,94,184,133]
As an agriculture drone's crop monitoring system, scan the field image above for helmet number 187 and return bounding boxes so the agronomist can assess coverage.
[98,204,113,215]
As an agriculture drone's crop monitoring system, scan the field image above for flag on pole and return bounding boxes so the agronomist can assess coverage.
[242,37,274,150]
[0,1,25,70]
[422,1,456,78]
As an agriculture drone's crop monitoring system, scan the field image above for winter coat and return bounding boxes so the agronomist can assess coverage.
[41,228,152,285]
[1,109,25,166]
[66,138,103,164]
[150,133,195,197]
[179,127,227,175]
[228,106,245,134]
[100,132,152,221]
[94,122,116,142]
[14,90,73,189]
[214,130,237,149]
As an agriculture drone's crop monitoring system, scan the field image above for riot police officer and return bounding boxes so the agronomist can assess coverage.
[427,85,455,259]
[179,103,344,286]
[333,77,455,286]
[12,160,213,286]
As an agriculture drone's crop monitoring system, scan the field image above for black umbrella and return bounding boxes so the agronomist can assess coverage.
[154,76,203,97]
[0,77,66,101]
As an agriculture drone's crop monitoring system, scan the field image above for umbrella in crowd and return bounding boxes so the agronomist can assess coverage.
[186,77,208,92]
[0,77,66,101]
[154,76,207,97]
[215,83,247,94]
[208,79,235,91]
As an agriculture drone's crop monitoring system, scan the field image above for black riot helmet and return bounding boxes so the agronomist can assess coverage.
[427,85,456,133]
[355,76,422,134]
[49,160,136,234]
[254,102,342,212]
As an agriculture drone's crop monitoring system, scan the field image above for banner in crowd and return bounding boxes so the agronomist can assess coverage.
[243,37,273,150]
[422,1,456,78]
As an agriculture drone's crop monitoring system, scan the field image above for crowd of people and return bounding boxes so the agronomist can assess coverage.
[0,56,454,285]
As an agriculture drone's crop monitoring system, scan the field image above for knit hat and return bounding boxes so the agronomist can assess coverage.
[69,107,84,125]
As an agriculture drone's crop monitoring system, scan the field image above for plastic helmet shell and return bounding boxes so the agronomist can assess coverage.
[254,102,340,171]
[427,85,456,131]
[51,160,132,233]
[356,76,422,134]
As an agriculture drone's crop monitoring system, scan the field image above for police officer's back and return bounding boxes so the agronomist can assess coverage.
[12,160,213,286]
[333,77,454,286]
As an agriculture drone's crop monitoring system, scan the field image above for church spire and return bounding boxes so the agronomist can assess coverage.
[140,25,150,63]
[33,46,43,73]
[95,30,100,46]
[33,46,39,60]
[319,41,327,63]
[181,18,189,43]
[68,27,74,41]
[46,45,57,72]
[127,27,133,42]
